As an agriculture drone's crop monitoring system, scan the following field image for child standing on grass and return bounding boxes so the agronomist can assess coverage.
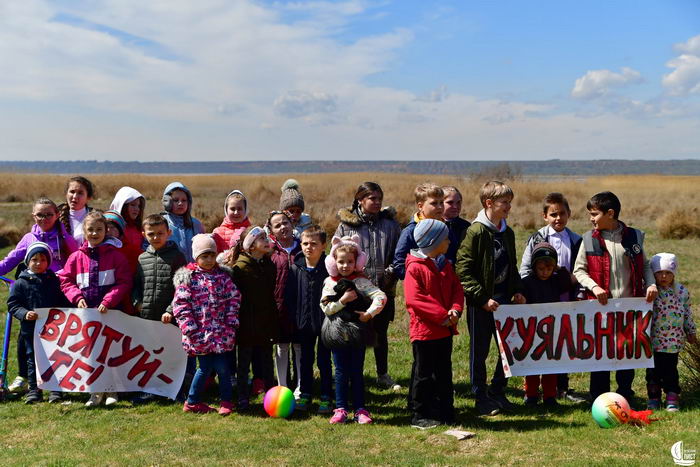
[58,211,132,407]
[321,235,386,424]
[404,220,463,429]
[646,253,696,412]
[161,182,204,262]
[230,227,279,410]
[57,176,95,245]
[212,190,251,253]
[573,191,657,402]
[456,180,526,416]
[441,186,470,265]
[109,186,147,273]
[279,179,313,237]
[7,242,70,404]
[0,198,78,394]
[173,234,241,415]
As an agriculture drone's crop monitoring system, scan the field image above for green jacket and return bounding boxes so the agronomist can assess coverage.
[455,220,523,308]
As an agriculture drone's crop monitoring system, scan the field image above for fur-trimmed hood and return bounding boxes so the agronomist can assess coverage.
[337,206,397,228]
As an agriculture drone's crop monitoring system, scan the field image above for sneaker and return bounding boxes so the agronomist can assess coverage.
[182,401,215,414]
[237,399,250,411]
[647,398,661,410]
[524,396,539,407]
[489,392,515,412]
[475,397,501,416]
[251,378,265,396]
[219,401,234,416]
[25,389,42,404]
[48,391,63,404]
[317,398,332,415]
[377,373,401,391]
[8,376,28,394]
[85,393,104,407]
[329,408,348,424]
[666,392,680,412]
[543,397,559,408]
[558,389,588,404]
[296,395,310,412]
[131,392,158,405]
[104,393,118,406]
[411,418,439,430]
[354,408,373,424]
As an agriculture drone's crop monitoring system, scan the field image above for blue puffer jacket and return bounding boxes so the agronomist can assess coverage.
[390,213,420,280]
[161,182,204,262]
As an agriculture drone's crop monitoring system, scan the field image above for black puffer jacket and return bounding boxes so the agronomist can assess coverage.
[132,241,187,321]
[284,252,329,336]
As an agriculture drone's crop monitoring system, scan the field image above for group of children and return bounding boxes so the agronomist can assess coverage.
[2,176,696,428]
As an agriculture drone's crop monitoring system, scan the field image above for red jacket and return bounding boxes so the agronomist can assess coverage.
[212,218,251,253]
[404,253,464,342]
[121,224,145,275]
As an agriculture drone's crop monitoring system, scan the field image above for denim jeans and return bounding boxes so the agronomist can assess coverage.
[187,353,233,404]
[332,346,366,411]
[299,331,333,401]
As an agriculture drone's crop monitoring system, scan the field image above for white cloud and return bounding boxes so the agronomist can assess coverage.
[662,34,700,96]
[273,91,337,118]
[571,67,643,99]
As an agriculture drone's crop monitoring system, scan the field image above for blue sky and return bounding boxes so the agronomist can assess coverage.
[1,0,699,161]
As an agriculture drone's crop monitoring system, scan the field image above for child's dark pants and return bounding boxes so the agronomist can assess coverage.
[645,352,680,397]
[467,305,507,397]
[410,336,454,423]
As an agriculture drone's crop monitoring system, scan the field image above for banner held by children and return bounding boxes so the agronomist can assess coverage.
[33,308,187,399]
[494,298,654,377]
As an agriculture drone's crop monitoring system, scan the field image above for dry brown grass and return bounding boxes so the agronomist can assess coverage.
[1,173,699,235]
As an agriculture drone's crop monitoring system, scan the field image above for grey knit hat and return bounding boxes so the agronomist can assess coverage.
[25,241,53,268]
[279,179,305,211]
[413,219,449,254]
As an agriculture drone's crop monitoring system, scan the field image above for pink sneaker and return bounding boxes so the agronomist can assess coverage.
[329,408,348,424]
[219,401,234,416]
[251,378,265,396]
[183,401,215,414]
[354,408,373,424]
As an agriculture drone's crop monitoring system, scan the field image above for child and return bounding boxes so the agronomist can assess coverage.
[58,211,132,407]
[161,182,204,262]
[645,253,696,411]
[519,192,585,403]
[321,235,387,424]
[109,186,147,273]
[172,234,241,415]
[441,186,470,265]
[521,243,572,407]
[573,191,657,401]
[391,183,445,280]
[284,225,332,414]
[7,242,70,404]
[230,226,279,410]
[57,176,95,245]
[131,214,187,404]
[279,179,313,237]
[404,220,463,429]
[456,180,526,416]
[212,190,251,253]
[0,197,78,394]
[266,211,302,395]
[104,210,134,315]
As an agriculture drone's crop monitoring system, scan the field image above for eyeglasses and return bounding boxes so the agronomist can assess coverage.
[33,213,56,219]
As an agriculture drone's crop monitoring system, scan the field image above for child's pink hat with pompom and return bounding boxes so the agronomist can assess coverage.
[325,234,368,276]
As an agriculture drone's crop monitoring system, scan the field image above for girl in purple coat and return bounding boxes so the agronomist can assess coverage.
[173,235,241,416]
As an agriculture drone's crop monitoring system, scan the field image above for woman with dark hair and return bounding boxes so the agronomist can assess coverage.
[335,182,402,390]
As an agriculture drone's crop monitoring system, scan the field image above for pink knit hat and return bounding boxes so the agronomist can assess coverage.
[324,234,368,276]
[192,234,217,260]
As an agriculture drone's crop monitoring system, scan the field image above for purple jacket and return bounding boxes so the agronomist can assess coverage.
[0,223,78,276]
[172,263,241,356]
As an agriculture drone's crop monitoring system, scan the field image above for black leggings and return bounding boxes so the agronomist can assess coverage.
[646,352,680,397]
[371,299,394,376]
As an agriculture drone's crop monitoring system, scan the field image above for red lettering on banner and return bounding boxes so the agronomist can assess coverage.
[157,373,173,384]
[68,320,103,358]
[594,312,616,360]
[554,313,575,360]
[59,359,95,390]
[635,311,653,358]
[576,314,594,359]
[495,318,515,366]
[108,336,145,367]
[39,309,66,342]
[531,315,555,360]
[57,312,83,348]
[96,326,124,364]
[40,349,73,381]
[127,351,163,387]
[512,316,537,361]
[85,365,105,385]
[615,311,635,359]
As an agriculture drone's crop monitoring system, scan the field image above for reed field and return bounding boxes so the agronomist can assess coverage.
[0,172,699,465]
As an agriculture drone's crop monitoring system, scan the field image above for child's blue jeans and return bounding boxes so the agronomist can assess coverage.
[187,353,232,404]
[332,346,366,411]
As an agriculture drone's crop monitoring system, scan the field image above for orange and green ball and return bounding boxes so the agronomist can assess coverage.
[263,386,296,418]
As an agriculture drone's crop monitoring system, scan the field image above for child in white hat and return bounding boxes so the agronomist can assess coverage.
[646,252,696,412]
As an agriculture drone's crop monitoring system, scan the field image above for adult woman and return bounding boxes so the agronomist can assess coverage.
[335,182,401,389]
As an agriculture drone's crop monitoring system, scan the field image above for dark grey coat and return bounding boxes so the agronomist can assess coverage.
[132,241,187,321]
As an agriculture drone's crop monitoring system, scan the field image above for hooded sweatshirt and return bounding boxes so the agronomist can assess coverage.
[161,182,204,262]
[0,223,78,276]
[212,190,251,252]
[110,186,147,273]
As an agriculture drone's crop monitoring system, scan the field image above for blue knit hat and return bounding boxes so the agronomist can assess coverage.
[413,219,449,253]
[24,241,53,268]
[104,210,126,236]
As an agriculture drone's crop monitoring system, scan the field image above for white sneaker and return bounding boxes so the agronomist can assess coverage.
[104,393,118,406]
[8,376,28,393]
[85,393,105,407]
[377,373,402,391]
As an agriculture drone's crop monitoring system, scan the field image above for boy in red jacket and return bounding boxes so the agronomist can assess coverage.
[404,219,464,429]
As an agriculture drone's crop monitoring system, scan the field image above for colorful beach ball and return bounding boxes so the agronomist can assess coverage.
[263,386,296,418]
[591,392,631,428]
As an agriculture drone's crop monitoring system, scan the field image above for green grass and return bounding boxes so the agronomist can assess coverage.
[0,226,699,466]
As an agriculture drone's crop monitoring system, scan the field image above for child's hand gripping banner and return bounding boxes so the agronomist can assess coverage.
[494,298,654,377]
[33,308,187,399]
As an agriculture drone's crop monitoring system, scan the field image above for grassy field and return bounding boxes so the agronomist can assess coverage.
[0,174,699,465]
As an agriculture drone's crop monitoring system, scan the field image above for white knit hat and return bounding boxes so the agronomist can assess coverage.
[650,252,677,274]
